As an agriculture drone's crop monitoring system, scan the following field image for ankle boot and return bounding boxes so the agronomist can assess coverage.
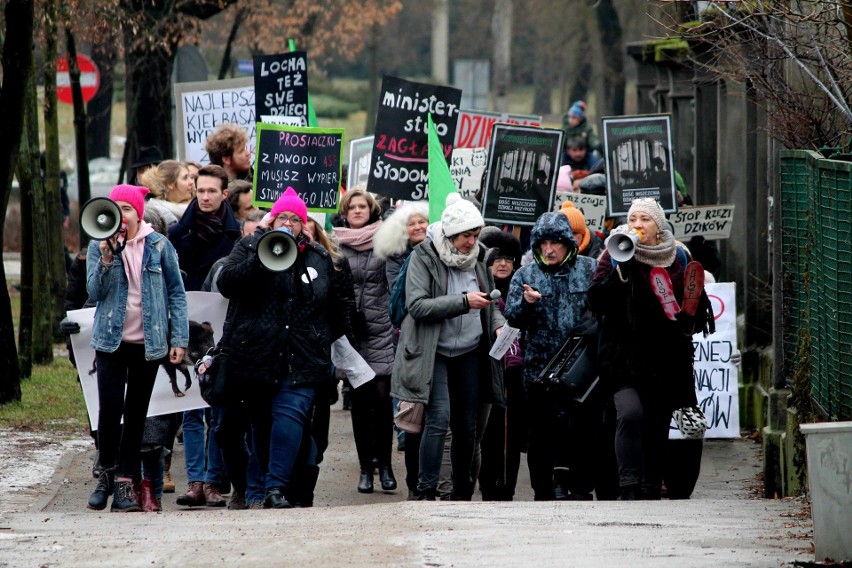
[357,470,374,493]
[417,486,437,501]
[162,453,175,493]
[379,465,397,491]
[140,480,160,512]
[87,468,114,510]
[203,482,227,507]
[111,479,142,512]
[176,481,206,507]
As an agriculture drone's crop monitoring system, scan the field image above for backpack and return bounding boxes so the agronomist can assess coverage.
[388,254,413,328]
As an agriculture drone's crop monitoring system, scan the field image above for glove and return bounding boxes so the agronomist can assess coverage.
[59,317,80,336]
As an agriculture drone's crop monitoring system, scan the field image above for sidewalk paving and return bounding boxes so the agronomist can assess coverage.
[0,404,814,567]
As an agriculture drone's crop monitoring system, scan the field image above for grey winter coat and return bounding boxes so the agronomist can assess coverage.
[340,245,395,376]
[504,212,597,385]
[390,239,506,406]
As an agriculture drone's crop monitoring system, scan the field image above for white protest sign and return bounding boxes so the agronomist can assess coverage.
[174,77,256,165]
[68,292,229,430]
[671,204,735,241]
[553,192,607,233]
[260,115,305,126]
[670,282,740,439]
[347,135,374,189]
[450,147,488,198]
[454,109,542,149]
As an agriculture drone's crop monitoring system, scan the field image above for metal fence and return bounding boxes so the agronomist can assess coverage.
[780,150,852,420]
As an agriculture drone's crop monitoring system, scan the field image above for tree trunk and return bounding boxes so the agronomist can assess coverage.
[491,0,512,112]
[594,0,625,116]
[218,6,245,80]
[86,28,118,160]
[0,0,35,404]
[431,0,449,84]
[364,27,379,135]
[66,28,93,251]
[43,0,68,342]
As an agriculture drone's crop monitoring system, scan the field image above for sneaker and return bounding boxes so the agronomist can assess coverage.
[248,502,264,510]
[681,261,705,316]
[176,481,206,507]
[203,483,227,507]
[227,491,247,510]
[111,480,142,512]
[87,469,114,511]
[649,267,681,320]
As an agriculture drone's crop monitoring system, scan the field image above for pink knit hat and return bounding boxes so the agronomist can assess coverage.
[109,184,149,220]
[270,187,308,224]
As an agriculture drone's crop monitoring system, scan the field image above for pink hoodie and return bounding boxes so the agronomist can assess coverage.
[120,221,155,343]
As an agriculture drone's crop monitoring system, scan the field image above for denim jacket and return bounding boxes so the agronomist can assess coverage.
[86,232,189,360]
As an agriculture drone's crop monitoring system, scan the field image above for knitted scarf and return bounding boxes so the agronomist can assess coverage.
[334,219,382,252]
[632,229,677,267]
[192,201,226,243]
[432,222,478,271]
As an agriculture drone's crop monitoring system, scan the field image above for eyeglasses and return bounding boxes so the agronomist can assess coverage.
[276,215,302,225]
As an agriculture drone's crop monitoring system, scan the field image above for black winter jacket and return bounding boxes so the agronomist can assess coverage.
[169,199,241,291]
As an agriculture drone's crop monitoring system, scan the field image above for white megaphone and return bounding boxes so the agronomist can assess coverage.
[80,197,123,241]
[257,227,298,272]
[605,229,643,262]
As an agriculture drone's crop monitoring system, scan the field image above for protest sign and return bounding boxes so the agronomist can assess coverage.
[554,192,607,233]
[68,292,229,430]
[253,123,343,212]
[671,204,735,241]
[174,77,255,164]
[450,147,488,198]
[602,114,677,216]
[253,51,309,124]
[670,282,740,439]
[481,125,564,226]
[368,76,462,201]
[347,135,374,189]
[454,109,542,149]
[260,115,303,126]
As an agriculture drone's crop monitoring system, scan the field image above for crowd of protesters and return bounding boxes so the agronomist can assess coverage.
[63,117,716,513]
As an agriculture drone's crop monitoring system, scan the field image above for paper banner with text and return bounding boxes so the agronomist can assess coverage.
[454,109,542,149]
[481,124,564,226]
[553,192,607,233]
[670,282,740,439]
[368,75,462,201]
[253,51,309,125]
[253,123,343,212]
[174,77,255,165]
[68,292,229,431]
[671,204,735,241]
[347,135,374,190]
[450,147,488,198]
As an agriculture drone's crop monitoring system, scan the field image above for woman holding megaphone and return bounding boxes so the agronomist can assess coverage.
[588,198,715,501]
[85,184,189,512]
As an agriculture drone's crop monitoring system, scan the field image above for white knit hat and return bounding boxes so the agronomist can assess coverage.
[627,198,667,233]
[441,192,484,236]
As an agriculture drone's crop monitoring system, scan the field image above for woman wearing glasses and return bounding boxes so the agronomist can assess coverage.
[216,187,352,508]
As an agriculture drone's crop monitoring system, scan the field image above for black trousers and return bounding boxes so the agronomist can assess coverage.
[350,374,392,470]
[613,386,671,496]
[478,365,526,500]
[95,342,159,479]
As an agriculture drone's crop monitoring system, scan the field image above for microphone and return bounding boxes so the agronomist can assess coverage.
[488,289,502,301]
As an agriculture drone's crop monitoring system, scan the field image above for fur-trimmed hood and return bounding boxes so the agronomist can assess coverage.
[373,201,430,260]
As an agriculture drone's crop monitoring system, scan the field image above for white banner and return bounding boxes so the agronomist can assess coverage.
[553,192,607,233]
[450,147,488,198]
[671,204,735,241]
[670,282,740,439]
[68,292,229,430]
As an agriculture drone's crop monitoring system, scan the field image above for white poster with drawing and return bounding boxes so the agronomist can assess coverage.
[450,147,488,198]
[553,192,607,233]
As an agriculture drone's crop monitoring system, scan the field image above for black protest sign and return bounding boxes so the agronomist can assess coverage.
[253,52,309,125]
[481,125,564,226]
[601,114,677,216]
[253,123,343,213]
[368,76,462,201]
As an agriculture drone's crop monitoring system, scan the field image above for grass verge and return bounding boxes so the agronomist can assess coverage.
[0,356,88,432]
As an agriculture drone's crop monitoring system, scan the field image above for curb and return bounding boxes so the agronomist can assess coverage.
[29,447,88,513]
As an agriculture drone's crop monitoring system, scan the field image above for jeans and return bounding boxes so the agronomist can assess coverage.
[183,408,226,484]
[418,351,479,498]
[613,386,671,496]
[95,342,159,479]
[261,384,316,491]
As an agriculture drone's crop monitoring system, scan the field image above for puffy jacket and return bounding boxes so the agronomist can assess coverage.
[87,232,189,360]
[391,239,506,406]
[216,229,352,389]
[504,212,596,385]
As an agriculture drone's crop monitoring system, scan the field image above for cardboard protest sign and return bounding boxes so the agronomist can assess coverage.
[602,114,677,216]
[253,52,309,125]
[253,123,343,212]
[481,125,564,226]
[454,109,542,149]
[450,147,488,198]
[368,76,462,201]
[671,204,735,241]
[554,192,607,233]
[347,135,374,189]
[670,282,740,439]
[174,77,255,164]
[68,292,229,429]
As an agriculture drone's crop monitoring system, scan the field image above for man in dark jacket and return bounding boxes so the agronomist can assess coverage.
[168,164,240,508]
[504,212,599,501]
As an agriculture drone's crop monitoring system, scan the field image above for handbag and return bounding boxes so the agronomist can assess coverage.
[195,346,230,407]
[394,401,425,434]
[538,335,599,403]
[673,405,708,439]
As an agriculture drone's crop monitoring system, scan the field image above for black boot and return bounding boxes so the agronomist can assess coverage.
[417,486,437,501]
[263,487,293,509]
[111,479,141,512]
[378,465,397,491]
[288,465,320,508]
[87,468,114,510]
[357,470,374,493]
